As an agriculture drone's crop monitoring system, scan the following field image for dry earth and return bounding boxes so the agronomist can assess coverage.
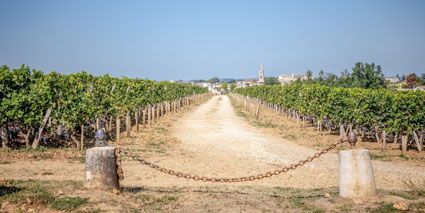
[1,94,425,212]
[121,95,425,190]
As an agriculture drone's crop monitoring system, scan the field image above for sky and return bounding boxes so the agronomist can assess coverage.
[1,0,424,81]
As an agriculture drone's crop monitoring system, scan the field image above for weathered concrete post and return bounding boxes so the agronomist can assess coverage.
[85,147,119,190]
[339,131,377,198]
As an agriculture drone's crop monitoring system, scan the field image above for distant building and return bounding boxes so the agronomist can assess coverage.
[414,85,425,92]
[236,81,245,88]
[278,73,307,84]
[258,63,264,85]
[243,78,258,87]
[385,77,400,83]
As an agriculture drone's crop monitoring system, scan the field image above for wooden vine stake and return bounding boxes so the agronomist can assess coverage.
[401,135,408,156]
[126,111,131,137]
[148,106,151,125]
[1,127,8,150]
[255,104,260,119]
[142,109,146,127]
[382,130,386,150]
[152,105,156,123]
[413,131,422,152]
[116,116,120,143]
[81,125,84,151]
[135,110,139,132]
[32,108,52,149]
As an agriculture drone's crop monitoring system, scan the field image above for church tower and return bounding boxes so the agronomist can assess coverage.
[258,63,264,85]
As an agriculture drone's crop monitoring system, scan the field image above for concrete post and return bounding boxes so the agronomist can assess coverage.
[85,147,119,190]
[339,149,377,198]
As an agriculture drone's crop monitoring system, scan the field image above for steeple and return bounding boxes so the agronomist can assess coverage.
[258,62,264,85]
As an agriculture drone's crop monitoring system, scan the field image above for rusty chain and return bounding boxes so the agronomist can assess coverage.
[122,139,345,183]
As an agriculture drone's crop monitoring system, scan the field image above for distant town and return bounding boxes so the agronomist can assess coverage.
[171,63,425,93]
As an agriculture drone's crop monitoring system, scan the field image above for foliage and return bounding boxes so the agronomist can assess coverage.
[230,82,236,91]
[264,77,279,85]
[406,73,418,88]
[0,64,207,147]
[300,62,388,89]
[351,62,386,89]
[207,77,219,83]
[221,82,228,90]
[305,70,312,80]
[235,83,425,135]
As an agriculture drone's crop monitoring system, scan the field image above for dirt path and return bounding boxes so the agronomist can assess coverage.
[1,95,424,191]
[122,95,425,190]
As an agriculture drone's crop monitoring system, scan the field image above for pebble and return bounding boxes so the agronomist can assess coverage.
[112,188,120,195]
[393,202,409,211]
[324,193,331,198]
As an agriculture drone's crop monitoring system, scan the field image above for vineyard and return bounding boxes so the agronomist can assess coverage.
[0,64,208,150]
[234,84,425,153]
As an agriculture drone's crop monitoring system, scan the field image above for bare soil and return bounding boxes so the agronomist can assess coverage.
[1,94,425,212]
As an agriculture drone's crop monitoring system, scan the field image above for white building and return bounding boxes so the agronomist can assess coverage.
[278,73,308,84]
[385,77,400,83]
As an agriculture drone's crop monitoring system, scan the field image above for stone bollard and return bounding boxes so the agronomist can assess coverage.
[339,149,377,198]
[85,147,119,190]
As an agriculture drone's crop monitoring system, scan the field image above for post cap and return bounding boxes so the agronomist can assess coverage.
[348,130,357,148]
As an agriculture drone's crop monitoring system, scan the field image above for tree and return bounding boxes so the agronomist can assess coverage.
[264,77,279,85]
[402,75,406,81]
[318,70,324,81]
[340,69,350,79]
[351,62,386,89]
[421,73,425,80]
[406,73,417,88]
[221,82,228,91]
[230,82,236,91]
[306,70,313,80]
[208,77,219,83]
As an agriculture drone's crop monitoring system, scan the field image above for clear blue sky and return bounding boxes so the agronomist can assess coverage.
[1,0,424,80]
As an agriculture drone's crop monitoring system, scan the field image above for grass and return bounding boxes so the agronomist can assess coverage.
[2,146,49,153]
[367,203,397,213]
[282,134,297,140]
[76,209,103,213]
[252,120,276,128]
[68,156,86,163]
[0,161,12,164]
[382,190,418,200]
[409,202,425,212]
[137,193,178,210]
[227,95,249,117]
[371,154,385,160]
[154,127,167,133]
[398,154,409,160]
[339,204,352,212]
[0,179,87,211]
[403,178,425,197]
[50,196,88,210]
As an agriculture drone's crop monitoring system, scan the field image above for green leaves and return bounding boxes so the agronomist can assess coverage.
[235,84,425,134]
[0,64,207,135]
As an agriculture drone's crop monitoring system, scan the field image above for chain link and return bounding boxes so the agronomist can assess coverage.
[122,139,344,183]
